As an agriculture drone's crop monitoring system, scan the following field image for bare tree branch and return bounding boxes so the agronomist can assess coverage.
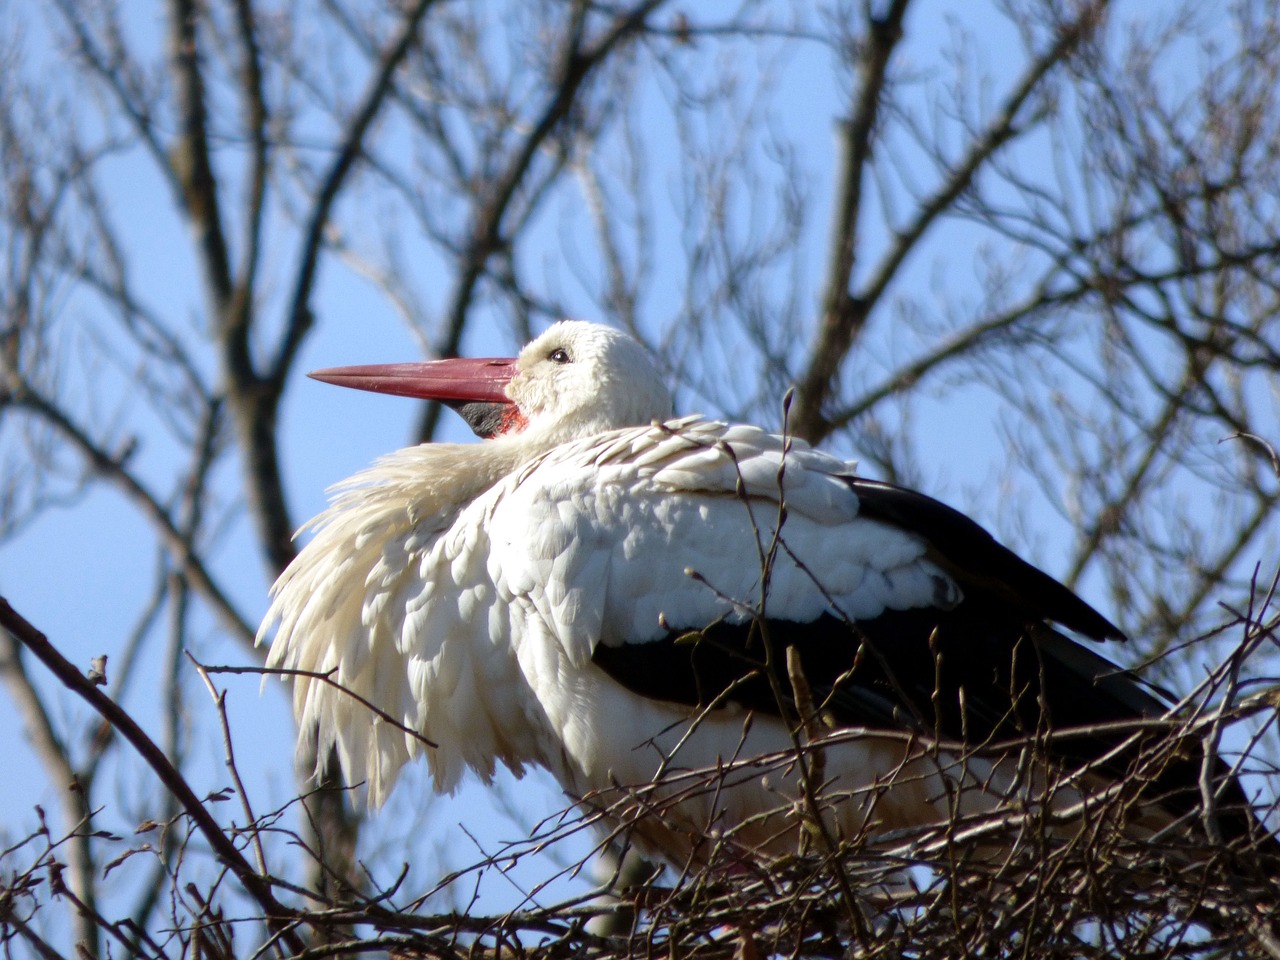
[417,0,668,442]
[0,596,307,955]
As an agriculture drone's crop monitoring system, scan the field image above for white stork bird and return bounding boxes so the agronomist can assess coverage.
[260,321,1265,863]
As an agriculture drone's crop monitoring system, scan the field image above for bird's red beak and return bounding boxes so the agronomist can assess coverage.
[310,357,525,438]
[308,357,518,403]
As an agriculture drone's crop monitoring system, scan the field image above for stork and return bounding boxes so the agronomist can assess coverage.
[260,320,1268,863]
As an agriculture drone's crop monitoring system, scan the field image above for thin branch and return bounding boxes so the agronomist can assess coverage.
[197,660,438,751]
[230,0,270,308]
[0,629,99,951]
[167,0,234,312]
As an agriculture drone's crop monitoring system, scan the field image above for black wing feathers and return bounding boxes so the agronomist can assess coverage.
[849,478,1126,643]
[590,475,1270,851]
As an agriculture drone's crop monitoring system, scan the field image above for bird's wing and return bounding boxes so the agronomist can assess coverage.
[485,419,954,663]
[484,419,1164,759]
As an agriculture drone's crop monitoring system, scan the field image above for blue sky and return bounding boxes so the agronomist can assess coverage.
[1,0,1275,945]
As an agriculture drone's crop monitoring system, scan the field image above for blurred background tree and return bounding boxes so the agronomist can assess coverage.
[0,0,1277,956]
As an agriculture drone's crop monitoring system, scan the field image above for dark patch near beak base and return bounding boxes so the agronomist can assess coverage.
[446,400,511,439]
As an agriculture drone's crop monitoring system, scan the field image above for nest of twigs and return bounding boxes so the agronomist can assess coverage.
[2,599,1277,960]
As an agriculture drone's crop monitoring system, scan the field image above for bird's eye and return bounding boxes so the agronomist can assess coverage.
[548,347,571,364]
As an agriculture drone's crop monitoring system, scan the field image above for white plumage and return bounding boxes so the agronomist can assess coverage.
[260,321,1256,862]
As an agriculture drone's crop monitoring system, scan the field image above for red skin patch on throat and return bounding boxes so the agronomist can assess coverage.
[497,406,529,436]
